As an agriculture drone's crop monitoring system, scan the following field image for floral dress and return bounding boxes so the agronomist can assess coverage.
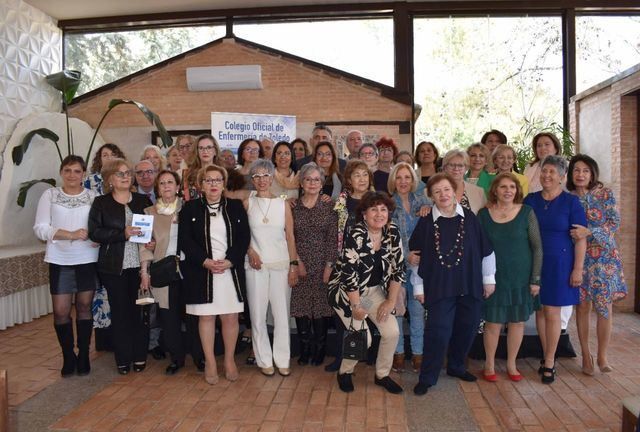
[576,185,627,318]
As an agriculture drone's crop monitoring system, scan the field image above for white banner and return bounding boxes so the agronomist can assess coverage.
[211,112,296,153]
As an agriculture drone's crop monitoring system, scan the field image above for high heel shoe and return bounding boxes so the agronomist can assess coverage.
[581,354,594,376]
[541,365,556,384]
[133,362,146,373]
[598,360,613,373]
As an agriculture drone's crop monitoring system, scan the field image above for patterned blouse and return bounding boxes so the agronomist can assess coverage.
[576,185,627,317]
[328,221,406,317]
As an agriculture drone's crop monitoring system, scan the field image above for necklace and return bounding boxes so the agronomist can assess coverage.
[255,196,272,223]
[495,204,515,219]
[206,200,221,217]
[541,192,560,210]
[433,216,465,268]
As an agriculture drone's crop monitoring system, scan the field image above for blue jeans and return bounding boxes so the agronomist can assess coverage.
[395,270,425,355]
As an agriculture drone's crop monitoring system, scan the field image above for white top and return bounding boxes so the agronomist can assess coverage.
[247,192,289,268]
[523,162,542,193]
[33,187,99,265]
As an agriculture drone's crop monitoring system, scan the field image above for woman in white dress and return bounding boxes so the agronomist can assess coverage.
[179,165,250,384]
[244,159,300,377]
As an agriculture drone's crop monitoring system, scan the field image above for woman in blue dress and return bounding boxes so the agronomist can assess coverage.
[523,155,587,384]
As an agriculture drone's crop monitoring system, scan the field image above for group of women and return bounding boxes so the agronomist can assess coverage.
[34,130,626,397]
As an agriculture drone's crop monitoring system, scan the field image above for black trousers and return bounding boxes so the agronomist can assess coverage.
[158,280,185,364]
[419,294,482,386]
[101,269,149,367]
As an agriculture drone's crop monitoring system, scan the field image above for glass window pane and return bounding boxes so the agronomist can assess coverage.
[413,16,563,153]
[65,26,225,96]
[235,19,394,86]
[576,16,640,94]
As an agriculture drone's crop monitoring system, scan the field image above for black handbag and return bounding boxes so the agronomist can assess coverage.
[149,239,181,287]
[342,318,368,361]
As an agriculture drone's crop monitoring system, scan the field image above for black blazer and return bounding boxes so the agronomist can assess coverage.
[88,192,152,275]
[178,197,250,305]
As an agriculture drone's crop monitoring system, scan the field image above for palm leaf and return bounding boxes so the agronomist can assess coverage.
[17,179,56,207]
[45,70,82,106]
[12,128,62,166]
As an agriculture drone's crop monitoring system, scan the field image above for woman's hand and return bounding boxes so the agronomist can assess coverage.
[210,259,232,274]
[288,266,299,287]
[570,267,583,287]
[320,194,332,203]
[247,249,262,270]
[140,272,150,291]
[125,225,142,239]
[414,294,424,304]
[144,239,156,251]
[570,224,590,241]
[376,299,395,322]
[286,197,297,209]
[297,260,307,278]
[417,206,432,217]
[352,305,367,321]
[407,251,421,267]
[72,228,89,241]
[530,284,540,296]
[322,264,332,284]
[483,284,496,299]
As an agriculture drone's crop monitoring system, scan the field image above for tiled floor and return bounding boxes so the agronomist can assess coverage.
[2,311,640,431]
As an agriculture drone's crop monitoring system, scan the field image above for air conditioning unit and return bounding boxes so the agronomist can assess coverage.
[186,65,263,91]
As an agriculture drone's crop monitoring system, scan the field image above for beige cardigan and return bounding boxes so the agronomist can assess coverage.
[139,200,183,309]
[463,181,487,215]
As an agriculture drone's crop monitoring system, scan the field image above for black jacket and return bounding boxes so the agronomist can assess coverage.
[88,193,152,275]
[178,197,250,305]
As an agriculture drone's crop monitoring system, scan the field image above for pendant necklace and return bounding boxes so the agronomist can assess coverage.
[256,196,272,224]
[542,192,559,210]
[207,201,221,217]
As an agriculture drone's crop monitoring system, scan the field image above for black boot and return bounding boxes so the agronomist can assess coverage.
[76,319,93,376]
[311,317,328,366]
[54,321,77,377]
[296,317,312,366]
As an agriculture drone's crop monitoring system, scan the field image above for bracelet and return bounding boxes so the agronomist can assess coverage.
[289,260,299,266]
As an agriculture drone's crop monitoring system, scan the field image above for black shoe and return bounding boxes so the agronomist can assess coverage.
[76,319,93,376]
[165,362,183,375]
[337,373,354,393]
[446,370,477,382]
[538,359,544,374]
[374,376,403,394]
[54,321,77,377]
[194,358,205,372]
[541,365,556,384]
[149,346,166,360]
[117,365,130,375]
[413,382,430,396]
[324,358,341,372]
[133,362,146,372]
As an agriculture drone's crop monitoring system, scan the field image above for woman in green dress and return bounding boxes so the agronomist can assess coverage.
[478,172,543,382]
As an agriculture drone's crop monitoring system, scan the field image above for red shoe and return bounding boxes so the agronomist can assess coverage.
[483,372,498,382]
[507,371,523,382]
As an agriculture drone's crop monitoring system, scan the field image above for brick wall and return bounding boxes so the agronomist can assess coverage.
[571,70,639,312]
[68,38,412,154]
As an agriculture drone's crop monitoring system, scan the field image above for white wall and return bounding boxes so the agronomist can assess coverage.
[0,0,62,176]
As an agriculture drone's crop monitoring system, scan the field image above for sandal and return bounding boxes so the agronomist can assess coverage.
[245,350,256,365]
[541,366,556,384]
[236,335,252,354]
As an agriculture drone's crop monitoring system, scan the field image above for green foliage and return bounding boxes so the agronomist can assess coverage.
[511,118,576,172]
[45,70,81,105]
[12,128,61,166]
[17,179,57,207]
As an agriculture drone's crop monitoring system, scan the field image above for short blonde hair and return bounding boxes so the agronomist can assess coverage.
[491,144,517,166]
[442,149,470,169]
[387,162,419,194]
[140,144,166,171]
[101,158,132,194]
[197,164,228,188]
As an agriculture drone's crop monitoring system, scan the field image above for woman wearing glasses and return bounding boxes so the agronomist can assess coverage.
[182,134,220,201]
[242,159,299,376]
[236,138,264,190]
[313,141,342,199]
[441,149,486,214]
[292,163,338,367]
[179,165,250,384]
[88,159,153,374]
[492,145,529,196]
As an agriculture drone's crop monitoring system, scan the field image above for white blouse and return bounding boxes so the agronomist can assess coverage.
[33,187,99,265]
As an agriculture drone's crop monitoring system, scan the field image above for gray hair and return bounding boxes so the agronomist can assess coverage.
[358,143,378,156]
[134,159,154,171]
[299,162,325,184]
[249,159,275,177]
[442,149,470,168]
[541,154,568,177]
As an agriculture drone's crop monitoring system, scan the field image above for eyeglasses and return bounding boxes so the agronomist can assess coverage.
[159,180,176,186]
[221,155,235,161]
[198,146,216,153]
[251,173,272,180]
[114,170,133,178]
[244,148,260,154]
[135,169,156,177]
[303,177,322,184]
[445,163,466,170]
[379,147,393,153]
[359,152,377,158]
[178,144,192,150]
[316,152,332,158]
[276,151,291,157]
[203,178,224,185]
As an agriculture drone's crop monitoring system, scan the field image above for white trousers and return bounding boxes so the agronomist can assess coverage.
[246,266,291,368]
